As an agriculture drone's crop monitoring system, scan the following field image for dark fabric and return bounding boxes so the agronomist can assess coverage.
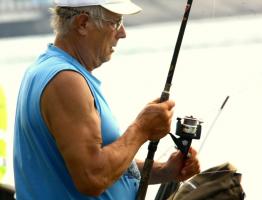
[0,184,15,200]
[167,162,245,200]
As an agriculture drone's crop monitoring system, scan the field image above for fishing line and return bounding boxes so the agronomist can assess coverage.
[156,144,175,161]
[136,1,194,199]
[198,96,229,154]
[156,71,261,160]
[156,96,230,161]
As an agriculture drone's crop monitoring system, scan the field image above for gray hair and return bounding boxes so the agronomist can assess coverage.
[50,6,107,36]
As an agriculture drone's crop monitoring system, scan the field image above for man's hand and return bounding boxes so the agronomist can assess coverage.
[133,99,175,141]
[162,147,200,182]
[146,147,200,184]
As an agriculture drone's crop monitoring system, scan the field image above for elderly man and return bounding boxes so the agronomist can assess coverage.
[13,0,200,199]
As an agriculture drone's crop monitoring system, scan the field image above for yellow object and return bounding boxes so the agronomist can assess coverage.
[0,85,7,181]
[0,86,7,131]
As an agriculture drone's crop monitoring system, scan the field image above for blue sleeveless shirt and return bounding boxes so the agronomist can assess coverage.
[13,44,139,200]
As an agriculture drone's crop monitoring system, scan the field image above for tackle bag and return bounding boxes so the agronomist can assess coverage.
[166,162,245,200]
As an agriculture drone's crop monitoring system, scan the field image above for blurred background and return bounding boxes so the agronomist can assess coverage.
[1,0,262,199]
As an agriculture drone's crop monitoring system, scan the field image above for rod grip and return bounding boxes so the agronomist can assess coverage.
[136,158,154,200]
[136,141,159,200]
[160,91,170,102]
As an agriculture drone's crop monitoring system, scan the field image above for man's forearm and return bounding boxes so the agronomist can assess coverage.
[136,159,168,184]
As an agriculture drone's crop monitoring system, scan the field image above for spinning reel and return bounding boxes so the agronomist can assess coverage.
[169,116,202,157]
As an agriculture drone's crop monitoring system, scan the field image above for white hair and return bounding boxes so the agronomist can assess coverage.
[50,6,107,36]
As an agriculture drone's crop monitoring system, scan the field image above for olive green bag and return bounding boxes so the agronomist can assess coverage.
[167,162,245,200]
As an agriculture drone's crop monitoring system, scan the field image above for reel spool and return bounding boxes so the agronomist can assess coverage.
[169,116,202,157]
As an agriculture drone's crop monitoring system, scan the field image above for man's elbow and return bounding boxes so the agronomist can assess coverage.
[74,175,109,197]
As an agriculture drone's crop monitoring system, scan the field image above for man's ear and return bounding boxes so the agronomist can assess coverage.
[75,14,90,36]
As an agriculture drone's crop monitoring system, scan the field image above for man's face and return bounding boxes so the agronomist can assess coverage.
[88,11,126,67]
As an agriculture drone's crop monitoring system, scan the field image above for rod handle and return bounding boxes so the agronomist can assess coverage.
[136,140,159,200]
[160,91,170,102]
[136,158,154,200]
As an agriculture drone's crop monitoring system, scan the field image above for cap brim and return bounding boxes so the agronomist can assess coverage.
[101,1,142,15]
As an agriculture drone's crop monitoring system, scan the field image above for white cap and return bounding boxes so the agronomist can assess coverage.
[54,0,142,15]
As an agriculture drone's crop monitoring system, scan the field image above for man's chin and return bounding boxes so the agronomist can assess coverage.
[103,55,112,63]
[95,56,111,69]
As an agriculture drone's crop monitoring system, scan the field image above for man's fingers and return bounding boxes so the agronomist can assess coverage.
[150,98,175,110]
[161,99,175,110]
[151,98,160,103]
[181,159,201,179]
[188,147,197,157]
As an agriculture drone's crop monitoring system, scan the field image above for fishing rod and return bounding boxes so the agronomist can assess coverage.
[153,96,229,200]
[136,0,195,199]
[157,96,229,160]
[198,96,230,154]
[169,96,229,160]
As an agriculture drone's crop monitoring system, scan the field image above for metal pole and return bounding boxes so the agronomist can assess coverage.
[136,0,194,199]
[198,96,230,154]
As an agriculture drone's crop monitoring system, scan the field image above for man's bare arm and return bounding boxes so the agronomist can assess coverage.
[41,70,174,196]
